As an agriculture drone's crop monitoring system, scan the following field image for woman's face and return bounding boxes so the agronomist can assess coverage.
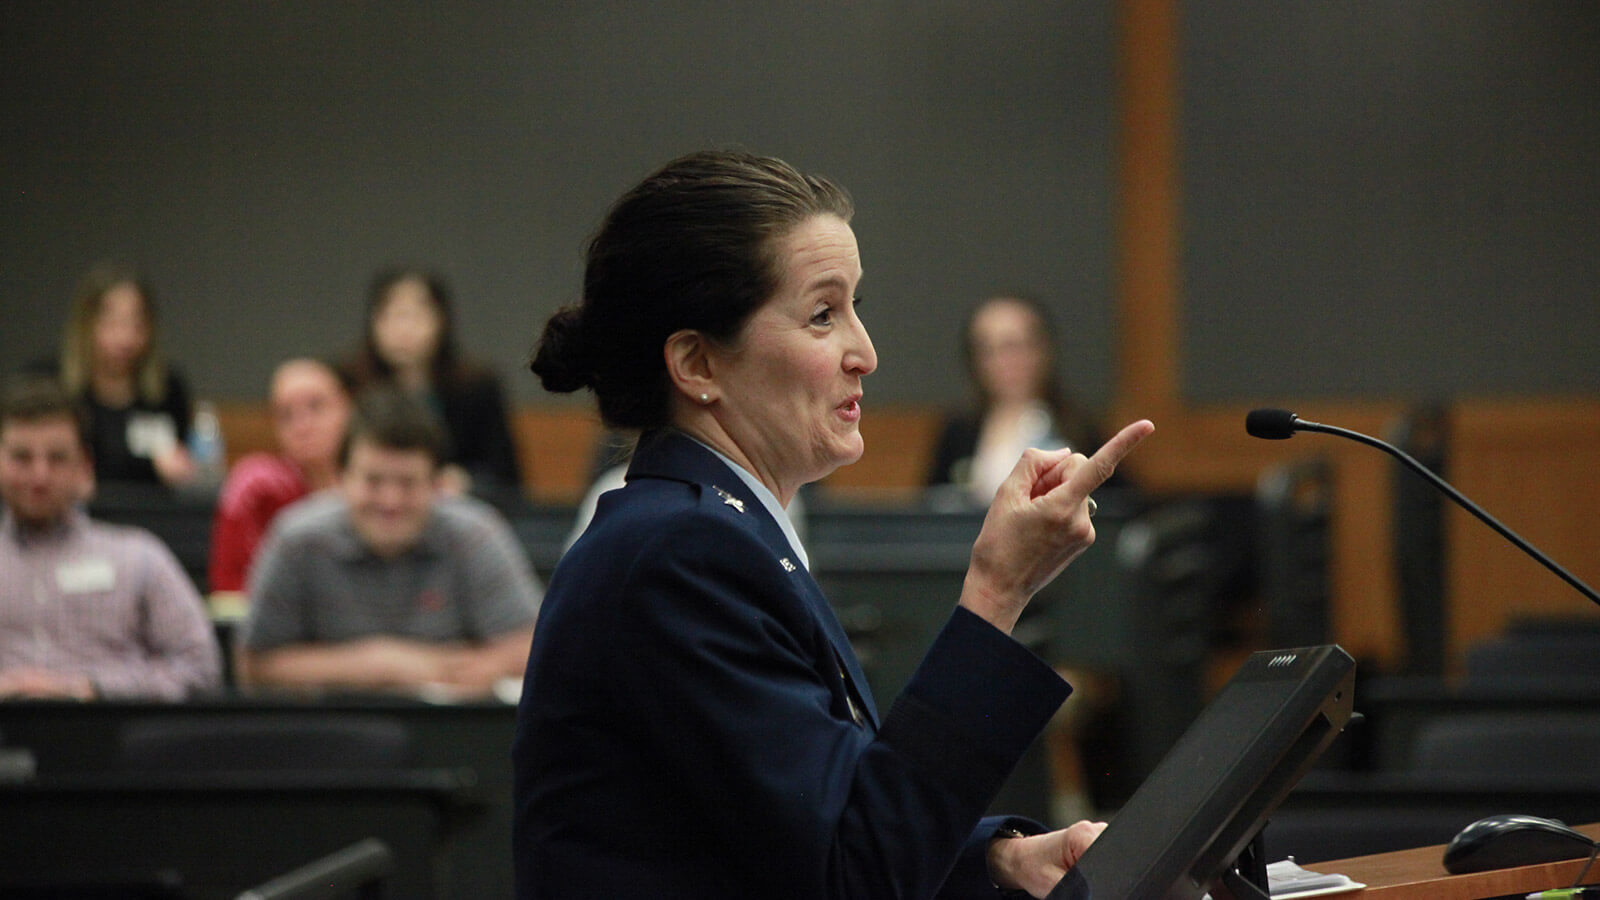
[271,362,352,471]
[969,298,1050,406]
[706,214,877,497]
[91,283,152,376]
[371,278,444,371]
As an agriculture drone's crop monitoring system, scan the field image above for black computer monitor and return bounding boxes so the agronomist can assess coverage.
[1049,644,1356,900]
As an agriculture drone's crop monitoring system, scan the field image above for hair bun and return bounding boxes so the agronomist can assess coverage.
[529,306,593,394]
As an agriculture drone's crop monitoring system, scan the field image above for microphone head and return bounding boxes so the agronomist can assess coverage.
[1246,408,1300,440]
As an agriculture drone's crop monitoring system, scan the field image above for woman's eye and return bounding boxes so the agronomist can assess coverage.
[813,295,862,326]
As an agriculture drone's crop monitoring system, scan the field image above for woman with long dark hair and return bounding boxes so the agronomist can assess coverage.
[342,268,523,495]
[926,295,1105,505]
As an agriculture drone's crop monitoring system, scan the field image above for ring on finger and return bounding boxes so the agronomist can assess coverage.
[1086,497,1098,518]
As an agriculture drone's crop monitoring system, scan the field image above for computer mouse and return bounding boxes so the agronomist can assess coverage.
[1443,813,1596,874]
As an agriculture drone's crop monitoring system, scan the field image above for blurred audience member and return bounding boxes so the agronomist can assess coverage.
[238,388,540,698]
[0,379,221,700]
[207,358,352,600]
[41,262,198,489]
[341,267,524,497]
[926,294,1104,505]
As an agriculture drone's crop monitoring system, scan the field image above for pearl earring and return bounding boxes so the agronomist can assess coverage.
[699,393,710,404]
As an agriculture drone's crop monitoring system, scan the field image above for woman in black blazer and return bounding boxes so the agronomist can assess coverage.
[342,267,524,496]
[926,294,1107,506]
[514,150,1153,900]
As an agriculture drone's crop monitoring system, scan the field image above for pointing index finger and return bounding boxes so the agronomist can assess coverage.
[1067,419,1155,497]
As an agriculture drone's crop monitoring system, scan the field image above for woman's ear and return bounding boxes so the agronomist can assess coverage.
[663,329,717,405]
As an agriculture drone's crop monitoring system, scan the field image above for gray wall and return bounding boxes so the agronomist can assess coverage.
[4,2,1596,415]
[1,2,1113,409]
[1182,2,1600,402]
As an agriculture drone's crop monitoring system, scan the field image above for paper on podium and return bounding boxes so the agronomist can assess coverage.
[1265,859,1366,898]
[1199,859,1365,900]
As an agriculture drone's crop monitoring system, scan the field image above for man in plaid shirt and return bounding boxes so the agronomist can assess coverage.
[0,379,220,700]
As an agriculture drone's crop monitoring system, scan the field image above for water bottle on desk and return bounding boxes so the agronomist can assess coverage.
[189,401,227,488]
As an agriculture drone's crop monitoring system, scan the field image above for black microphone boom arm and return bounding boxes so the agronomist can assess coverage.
[1250,410,1600,610]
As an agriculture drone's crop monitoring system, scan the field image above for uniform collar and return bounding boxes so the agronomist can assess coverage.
[627,429,809,570]
[679,435,809,571]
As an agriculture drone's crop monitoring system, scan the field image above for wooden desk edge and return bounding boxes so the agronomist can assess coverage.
[1308,823,1600,899]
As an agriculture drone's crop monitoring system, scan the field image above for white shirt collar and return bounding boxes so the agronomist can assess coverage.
[685,435,810,571]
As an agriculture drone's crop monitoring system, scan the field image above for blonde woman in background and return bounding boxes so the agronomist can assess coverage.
[41,262,198,489]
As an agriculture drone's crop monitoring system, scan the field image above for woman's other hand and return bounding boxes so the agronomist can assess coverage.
[960,419,1154,634]
[988,820,1109,898]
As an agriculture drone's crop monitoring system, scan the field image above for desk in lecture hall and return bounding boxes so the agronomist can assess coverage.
[1309,823,1600,899]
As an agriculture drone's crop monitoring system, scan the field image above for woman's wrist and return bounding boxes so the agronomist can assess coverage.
[959,571,1023,635]
[986,828,1030,893]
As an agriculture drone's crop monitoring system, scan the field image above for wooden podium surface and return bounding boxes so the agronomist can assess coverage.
[1309,823,1600,899]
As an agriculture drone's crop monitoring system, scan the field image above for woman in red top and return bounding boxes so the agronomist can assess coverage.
[207,358,351,595]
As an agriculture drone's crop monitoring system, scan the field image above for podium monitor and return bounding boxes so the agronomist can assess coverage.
[1050,644,1356,900]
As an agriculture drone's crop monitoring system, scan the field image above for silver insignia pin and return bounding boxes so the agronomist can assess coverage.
[779,558,796,572]
[712,486,745,513]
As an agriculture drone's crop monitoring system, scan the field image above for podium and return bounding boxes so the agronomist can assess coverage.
[1309,822,1600,899]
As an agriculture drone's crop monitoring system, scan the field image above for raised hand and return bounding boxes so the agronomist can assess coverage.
[960,419,1155,634]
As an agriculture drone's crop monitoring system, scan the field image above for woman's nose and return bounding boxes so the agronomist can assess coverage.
[846,318,877,376]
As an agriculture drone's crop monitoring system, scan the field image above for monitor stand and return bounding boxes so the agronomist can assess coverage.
[1212,831,1270,900]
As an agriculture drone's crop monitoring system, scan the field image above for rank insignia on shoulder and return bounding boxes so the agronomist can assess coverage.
[712,486,745,513]
[779,558,796,572]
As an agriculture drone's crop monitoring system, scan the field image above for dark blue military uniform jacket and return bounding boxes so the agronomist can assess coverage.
[513,429,1071,899]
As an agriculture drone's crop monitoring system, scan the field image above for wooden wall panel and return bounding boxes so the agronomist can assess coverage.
[1447,399,1600,654]
[216,402,605,503]
[510,407,602,504]
[1116,399,1600,673]
[818,405,942,498]
[216,401,278,467]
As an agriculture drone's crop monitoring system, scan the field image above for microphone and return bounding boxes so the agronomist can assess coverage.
[1245,408,1300,440]
[1246,408,1600,609]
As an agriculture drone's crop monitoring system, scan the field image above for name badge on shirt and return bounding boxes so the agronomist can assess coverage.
[56,558,117,594]
[126,412,178,458]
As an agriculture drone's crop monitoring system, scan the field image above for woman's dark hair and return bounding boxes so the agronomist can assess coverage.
[345,267,479,389]
[529,150,854,430]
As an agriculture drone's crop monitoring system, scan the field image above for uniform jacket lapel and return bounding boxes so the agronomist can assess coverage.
[627,430,880,728]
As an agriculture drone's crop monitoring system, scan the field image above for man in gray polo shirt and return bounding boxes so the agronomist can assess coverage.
[239,389,540,698]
